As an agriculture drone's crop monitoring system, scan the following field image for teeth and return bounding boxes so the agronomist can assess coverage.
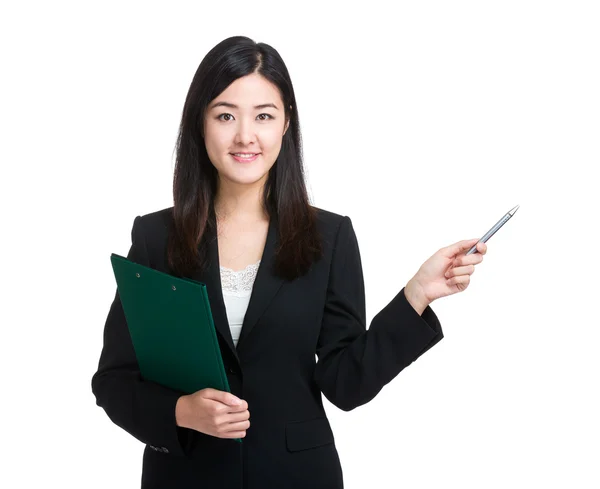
[233,153,257,157]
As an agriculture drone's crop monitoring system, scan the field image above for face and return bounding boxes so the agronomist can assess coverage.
[203,73,290,189]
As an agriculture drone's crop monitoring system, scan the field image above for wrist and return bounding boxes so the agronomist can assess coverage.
[405,278,429,316]
[175,395,191,429]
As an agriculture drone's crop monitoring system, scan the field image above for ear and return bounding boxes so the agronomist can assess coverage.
[283,106,292,136]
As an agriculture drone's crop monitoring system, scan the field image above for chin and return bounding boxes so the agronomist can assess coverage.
[223,171,270,186]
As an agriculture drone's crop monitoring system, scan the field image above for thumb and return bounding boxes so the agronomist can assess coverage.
[203,388,242,406]
[443,238,480,258]
[228,395,243,406]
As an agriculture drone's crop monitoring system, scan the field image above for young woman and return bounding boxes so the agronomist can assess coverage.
[92,35,487,489]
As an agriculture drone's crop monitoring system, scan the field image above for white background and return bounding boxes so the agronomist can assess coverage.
[1,1,599,487]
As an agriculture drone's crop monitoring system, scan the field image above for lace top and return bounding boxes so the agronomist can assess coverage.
[220,260,261,348]
[220,260,261,297]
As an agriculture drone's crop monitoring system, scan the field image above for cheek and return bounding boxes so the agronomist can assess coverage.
[261,127,285,152]
[204,128,230,152]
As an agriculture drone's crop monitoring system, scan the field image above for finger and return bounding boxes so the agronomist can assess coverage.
[446,274,471,286]
[210,397,248,412]
[453,253,484,267]
[477,241,488,255]
[445,265,475,278]
[222,430,247,439]
[226,419,251,432]
[223,410,250,423]
[227,400,248,412]
[203,388,244,408]
[216,419,250,436]
[217,415,251,430]
[442,238,480,258]
[217,401,248,414]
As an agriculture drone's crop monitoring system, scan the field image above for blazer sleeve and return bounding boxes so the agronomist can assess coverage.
[91,216,195,457]
[313,216,444,412]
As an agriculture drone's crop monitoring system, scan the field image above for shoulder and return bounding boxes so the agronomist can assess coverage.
[310,205,356,247]
[124,207,173,269]
[135,206,173,236]
[311,205,344,225]
[131,207,174,262]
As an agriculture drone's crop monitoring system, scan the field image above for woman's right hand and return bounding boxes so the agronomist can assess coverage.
[175,388,250,439]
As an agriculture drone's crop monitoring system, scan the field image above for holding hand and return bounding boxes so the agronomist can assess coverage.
[175,388,250,439]
[406,238,488,310]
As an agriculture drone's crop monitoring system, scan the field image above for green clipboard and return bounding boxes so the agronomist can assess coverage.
[110,253,242,443]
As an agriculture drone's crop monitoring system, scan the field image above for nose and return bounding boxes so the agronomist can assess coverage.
[234,118,257,146]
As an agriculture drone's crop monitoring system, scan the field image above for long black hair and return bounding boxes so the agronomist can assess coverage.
[167,36,323,281]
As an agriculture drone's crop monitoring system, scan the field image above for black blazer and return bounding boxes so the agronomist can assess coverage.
[92,206,444,489]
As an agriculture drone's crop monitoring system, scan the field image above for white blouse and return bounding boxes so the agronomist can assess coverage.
[220,260,261,348]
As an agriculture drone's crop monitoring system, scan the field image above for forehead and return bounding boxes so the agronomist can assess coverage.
[211,73,282,108]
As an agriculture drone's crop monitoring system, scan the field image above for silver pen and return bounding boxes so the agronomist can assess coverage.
[465,205,520,255]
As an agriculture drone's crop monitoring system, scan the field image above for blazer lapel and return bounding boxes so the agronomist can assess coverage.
[191,215,285,363]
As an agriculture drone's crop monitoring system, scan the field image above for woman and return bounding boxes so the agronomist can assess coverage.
[92,36,487,489]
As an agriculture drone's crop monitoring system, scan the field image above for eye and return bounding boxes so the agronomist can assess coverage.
[216,113,274,122]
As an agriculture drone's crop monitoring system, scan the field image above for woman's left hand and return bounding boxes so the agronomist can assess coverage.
[408,238,488,305]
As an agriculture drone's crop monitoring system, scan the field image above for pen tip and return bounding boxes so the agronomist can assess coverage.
[509,204,520,215]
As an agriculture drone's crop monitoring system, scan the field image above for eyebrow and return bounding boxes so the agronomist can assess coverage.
[209,101,279,111]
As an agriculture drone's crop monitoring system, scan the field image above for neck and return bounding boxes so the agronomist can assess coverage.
[214,177,269,224]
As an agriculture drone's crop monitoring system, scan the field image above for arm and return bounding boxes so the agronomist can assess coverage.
[91,216,194,456]
[313,216,444,412]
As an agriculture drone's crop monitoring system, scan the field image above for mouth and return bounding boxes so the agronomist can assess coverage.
[230,153,260,163]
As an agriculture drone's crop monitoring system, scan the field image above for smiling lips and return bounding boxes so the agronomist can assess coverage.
[231,153,260,162]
